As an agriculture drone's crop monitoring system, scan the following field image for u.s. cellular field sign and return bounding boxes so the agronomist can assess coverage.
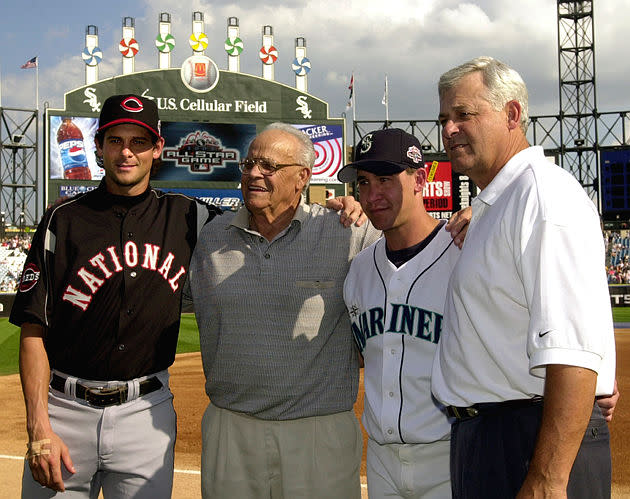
[46,64,344,208]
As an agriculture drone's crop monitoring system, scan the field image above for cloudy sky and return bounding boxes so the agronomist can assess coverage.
[2,0,629,123]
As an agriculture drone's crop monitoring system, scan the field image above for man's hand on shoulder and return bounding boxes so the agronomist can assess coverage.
[46,195,70,211]
[446,206,471,249]
[325,196,367,227]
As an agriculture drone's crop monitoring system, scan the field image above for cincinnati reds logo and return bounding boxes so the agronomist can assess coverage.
[359,134,373,154]
[120,96,144,113]
[19,263,41,293]
[407,145,423,164]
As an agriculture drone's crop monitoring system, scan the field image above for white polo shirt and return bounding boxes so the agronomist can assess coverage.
[432,146,616,407]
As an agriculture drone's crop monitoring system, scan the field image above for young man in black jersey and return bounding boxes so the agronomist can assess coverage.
[12,94,221,498]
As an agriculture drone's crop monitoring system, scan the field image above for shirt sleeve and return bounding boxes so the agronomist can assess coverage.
[9,209,55,327]
[361,223,382,250]
[194,200,223,237]
[522,186,613,380]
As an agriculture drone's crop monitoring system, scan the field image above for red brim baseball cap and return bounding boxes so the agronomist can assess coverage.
[97,94,161,139]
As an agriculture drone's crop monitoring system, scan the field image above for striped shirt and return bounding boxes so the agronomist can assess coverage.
[190,200,381,420]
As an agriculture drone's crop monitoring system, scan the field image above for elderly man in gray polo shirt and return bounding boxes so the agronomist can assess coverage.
[189,122,381,498]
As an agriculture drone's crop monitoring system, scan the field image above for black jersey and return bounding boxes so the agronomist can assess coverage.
[10,182,221,380]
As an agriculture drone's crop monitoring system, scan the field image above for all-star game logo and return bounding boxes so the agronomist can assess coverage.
[162,131,240,173]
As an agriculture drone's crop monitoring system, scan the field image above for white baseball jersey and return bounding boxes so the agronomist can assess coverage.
[344,225,460,444]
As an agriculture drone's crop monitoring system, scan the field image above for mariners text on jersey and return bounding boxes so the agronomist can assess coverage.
[343,223,460,445]
[350,304,443,351]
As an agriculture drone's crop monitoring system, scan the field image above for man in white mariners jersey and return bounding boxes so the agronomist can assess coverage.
[339,128,460,498]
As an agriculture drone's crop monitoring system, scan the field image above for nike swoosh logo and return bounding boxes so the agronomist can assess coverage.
[538,330,553,338]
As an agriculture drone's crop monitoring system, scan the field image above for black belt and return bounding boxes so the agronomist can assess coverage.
[446,396,543,420]
[50,373,162,407]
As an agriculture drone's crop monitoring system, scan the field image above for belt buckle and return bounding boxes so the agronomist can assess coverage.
[464,407,479,418]
[85,386,126,407]
[450,405,479,419]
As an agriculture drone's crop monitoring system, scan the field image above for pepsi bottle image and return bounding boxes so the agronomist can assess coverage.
[57,118,92,180]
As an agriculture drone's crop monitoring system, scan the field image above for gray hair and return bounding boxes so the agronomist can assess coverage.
[263,122,316,169]
[438,56,529,133]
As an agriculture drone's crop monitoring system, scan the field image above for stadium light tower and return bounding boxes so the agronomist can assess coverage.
[557,0,598,201]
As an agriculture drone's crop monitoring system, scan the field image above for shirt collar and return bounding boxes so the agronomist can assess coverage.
[229,196,309,233]
[94,179,152,207]
[475,146,542,206]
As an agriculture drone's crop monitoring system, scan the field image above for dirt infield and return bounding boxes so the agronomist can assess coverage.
[2,333,629,498]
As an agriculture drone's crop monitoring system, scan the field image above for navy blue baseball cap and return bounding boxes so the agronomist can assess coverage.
[97,94,161,139]
[337,128,424,182]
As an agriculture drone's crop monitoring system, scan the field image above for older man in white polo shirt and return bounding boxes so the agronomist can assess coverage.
[432,56,616,499]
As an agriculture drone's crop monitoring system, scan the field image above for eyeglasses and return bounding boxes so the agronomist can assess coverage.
[238,157,303,176]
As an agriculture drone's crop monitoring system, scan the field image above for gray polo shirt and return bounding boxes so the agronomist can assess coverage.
[189,200,381,420]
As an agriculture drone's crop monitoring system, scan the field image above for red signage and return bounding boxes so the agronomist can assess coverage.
[194,63,207,77]
[422,161,453,212]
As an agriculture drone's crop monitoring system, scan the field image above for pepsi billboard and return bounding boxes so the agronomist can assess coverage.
[49,116,102,180]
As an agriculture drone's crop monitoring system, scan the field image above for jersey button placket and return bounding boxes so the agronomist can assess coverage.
[382,334,400,437]
[118,209,137,344]
[257,237,273,278]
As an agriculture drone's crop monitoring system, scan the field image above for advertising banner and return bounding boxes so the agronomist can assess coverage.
[423,161,453,212]
[47,64,343,206]
[158,188,242,210]
[609,285,630,307]
[50,119,256,183]
[59,185,97,197]
[49,116,102,180]
[419,160,476,220]
[0,294,16,316]
[58,184,242,210]
[158,122,256,181]
[294,124,344,184]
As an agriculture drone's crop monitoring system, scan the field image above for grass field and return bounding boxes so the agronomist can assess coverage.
[0,313,201,376]
[613,307,630,322]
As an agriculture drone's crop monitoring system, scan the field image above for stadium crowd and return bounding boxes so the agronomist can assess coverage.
[0,229,628,290]
[606,231,630,284]
[0,234,31,293]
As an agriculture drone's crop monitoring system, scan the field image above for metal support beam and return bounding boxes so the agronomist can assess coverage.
[0,107,38,226]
